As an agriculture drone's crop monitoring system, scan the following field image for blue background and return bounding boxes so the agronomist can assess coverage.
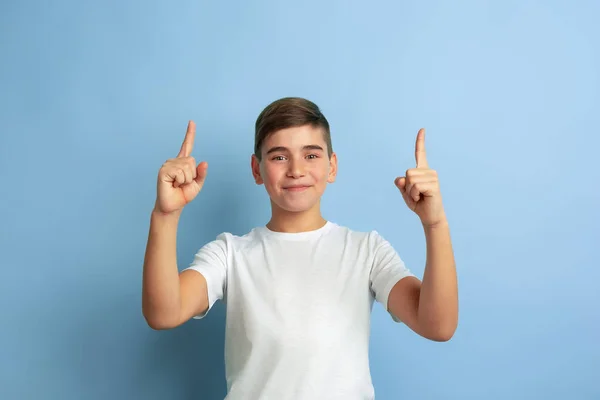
[1,1,599,399]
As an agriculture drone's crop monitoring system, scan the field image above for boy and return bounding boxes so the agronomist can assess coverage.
[142,97,458,399]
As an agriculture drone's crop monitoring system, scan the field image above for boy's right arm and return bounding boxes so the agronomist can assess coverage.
[141,121,210,330]
[142,210,209,329]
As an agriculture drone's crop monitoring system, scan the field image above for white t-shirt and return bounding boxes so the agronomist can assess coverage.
[183,221,415,400]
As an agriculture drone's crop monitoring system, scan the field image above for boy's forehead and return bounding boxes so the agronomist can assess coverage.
[265,125,326,147]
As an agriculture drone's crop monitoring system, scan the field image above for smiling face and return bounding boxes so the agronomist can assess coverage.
[251,124,337,216]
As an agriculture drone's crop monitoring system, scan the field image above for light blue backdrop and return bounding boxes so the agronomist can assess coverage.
[1,1,598,399]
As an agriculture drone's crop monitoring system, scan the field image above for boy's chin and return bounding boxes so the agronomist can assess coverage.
[271,199,319,214]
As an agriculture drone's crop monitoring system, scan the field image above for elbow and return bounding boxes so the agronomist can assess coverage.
[420,320,458,342]
[417,305,458,342]
[427,327,455,342]
[145,318,175,331]
[142,308,178,331]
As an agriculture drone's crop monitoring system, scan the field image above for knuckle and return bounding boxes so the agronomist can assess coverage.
[163,159,178,169]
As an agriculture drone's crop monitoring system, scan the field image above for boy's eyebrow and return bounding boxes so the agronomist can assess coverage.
[265,145,325,154]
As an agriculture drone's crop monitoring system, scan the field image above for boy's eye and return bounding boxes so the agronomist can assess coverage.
[271,154,318,161]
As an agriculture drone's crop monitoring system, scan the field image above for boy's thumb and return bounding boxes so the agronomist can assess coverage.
[394,177,406,193]
[195,162,208,184]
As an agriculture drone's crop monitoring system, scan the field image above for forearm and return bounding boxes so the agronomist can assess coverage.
[417,219,458,338]
[142,209,183,327]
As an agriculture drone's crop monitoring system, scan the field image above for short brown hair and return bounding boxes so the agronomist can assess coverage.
[254,97,332,160]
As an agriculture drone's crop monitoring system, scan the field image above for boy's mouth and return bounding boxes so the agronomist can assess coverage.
[283,185,311,192]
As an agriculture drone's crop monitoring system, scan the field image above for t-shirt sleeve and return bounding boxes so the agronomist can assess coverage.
[369,231,416,323]
[181,233,228,320]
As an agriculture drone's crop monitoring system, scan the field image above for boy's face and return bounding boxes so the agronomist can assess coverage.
[251,125,337,214]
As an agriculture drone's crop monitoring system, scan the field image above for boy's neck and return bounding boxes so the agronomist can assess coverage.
[266,204,327,233]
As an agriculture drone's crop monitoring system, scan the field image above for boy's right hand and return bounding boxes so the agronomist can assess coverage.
[154,121,208,215]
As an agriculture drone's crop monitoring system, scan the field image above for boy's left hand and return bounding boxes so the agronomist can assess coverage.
[394,128,446,228]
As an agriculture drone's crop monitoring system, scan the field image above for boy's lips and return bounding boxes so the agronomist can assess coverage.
[283,185,311,192]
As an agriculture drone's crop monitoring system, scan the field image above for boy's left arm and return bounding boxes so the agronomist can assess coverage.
[389,128,458,341]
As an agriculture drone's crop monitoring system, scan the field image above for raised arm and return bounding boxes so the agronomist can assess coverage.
[142,121,210,330]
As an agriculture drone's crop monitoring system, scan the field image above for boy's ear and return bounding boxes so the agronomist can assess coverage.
[327,152,338,183]
[251,154,264,185]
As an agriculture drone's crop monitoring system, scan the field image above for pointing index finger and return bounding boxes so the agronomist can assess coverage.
[178,120,196,158]
[415,128,428,168]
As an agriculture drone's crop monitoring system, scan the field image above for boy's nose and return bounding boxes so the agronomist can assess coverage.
[287,160,306,178]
